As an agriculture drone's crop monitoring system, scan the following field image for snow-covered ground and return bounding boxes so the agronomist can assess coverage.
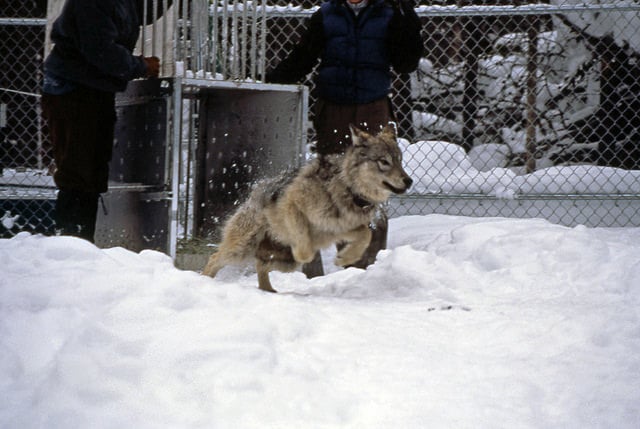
[1,214,639,428]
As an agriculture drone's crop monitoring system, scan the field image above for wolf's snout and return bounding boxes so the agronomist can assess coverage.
[384,174,413,194]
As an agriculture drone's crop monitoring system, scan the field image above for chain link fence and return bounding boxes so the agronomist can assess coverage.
[401,2,640,227]
[0,1,51,236]
[2,1,640,242]
[258,1,640,227]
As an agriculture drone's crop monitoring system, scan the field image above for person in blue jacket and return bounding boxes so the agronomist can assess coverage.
[267,0,423,270]
[41,0,170,242]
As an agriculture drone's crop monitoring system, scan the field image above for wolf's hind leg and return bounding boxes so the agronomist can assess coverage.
[202,252,225,277]
[334,225,372,267]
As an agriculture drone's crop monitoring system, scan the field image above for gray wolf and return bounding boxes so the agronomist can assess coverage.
[202,124,413,292]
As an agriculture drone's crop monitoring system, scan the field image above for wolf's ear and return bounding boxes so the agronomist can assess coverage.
[349,124,370,147]
[380,122,398,139]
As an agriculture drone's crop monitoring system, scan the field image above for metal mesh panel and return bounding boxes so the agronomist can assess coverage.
[191,82,307,239]
[0,2,51,237]
[403,2,640,226]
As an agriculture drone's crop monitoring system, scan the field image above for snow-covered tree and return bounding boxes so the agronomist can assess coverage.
[411,0,640,171]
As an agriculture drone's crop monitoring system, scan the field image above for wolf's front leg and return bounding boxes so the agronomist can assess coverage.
[334,224,372,267]
[291,241,315,264]
[283,210,315,264]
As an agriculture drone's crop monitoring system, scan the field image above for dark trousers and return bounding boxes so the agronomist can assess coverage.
[313,97,395,155]
[41,86,116,193]
[41,86,116,242]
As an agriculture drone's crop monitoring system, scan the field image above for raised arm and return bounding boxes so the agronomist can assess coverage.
[266,10,325,84]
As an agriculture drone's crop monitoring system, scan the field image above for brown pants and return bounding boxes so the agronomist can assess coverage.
[313,97,395,155]
[41,86,116,194]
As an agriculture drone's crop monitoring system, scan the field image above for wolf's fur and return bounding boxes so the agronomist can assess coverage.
[202,124,412,292]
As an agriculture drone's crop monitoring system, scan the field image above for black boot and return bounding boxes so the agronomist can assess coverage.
[302,251,325,279]
[55,189,99,243]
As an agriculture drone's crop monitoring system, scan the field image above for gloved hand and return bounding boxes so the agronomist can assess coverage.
[143,56,160,78]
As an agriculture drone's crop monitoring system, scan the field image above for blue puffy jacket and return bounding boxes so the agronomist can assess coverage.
[43,0,166,93]
[317,0,394,104]
[267,0,423,105]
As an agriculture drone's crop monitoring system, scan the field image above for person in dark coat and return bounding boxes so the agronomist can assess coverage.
[267,0,423,271]
[41,0,171,242]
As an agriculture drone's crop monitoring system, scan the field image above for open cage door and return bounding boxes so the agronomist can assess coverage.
[96,79,173,253]
[192,80,308,240]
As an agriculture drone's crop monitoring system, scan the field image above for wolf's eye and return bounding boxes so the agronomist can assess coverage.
[377,158,391,171]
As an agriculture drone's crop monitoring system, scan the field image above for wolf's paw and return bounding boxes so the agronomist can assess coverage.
[202,254,222,277]
[335,241,369,267]
[334,250,362,267]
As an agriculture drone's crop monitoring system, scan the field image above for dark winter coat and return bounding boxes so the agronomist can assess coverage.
[43,0,170,93]
[267,0,423,105]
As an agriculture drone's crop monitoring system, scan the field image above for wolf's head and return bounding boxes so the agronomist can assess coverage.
[340,124,413,204]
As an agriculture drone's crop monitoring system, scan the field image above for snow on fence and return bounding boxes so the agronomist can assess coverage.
[2,1,640,246]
